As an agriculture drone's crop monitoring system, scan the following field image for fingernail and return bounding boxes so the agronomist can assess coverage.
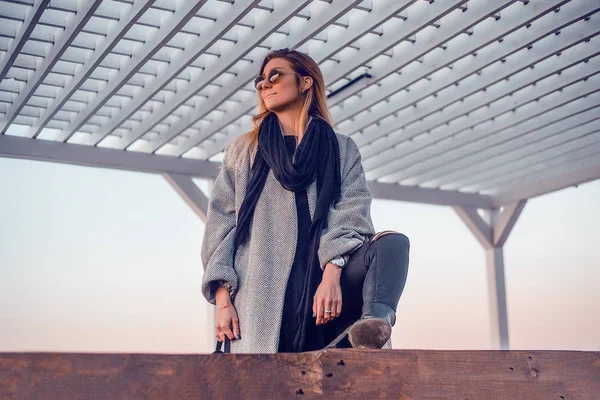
[236,334,241,340]
[312,313,316,318]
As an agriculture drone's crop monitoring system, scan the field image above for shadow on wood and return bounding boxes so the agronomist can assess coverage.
[1,349,599,399]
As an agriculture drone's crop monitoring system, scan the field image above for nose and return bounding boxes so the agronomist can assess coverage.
[262,76,274,90]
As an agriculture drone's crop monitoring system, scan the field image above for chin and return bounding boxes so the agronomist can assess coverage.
[266,99,295,112]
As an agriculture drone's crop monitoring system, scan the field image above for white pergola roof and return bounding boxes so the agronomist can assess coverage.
[0,0,599,209]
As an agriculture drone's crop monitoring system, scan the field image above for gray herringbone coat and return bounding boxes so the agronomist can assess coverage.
[201,132,388,353]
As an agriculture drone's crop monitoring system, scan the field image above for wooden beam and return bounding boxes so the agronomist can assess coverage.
[1,350,598,399]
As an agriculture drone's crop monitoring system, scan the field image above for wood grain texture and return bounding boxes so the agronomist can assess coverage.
[1,350,598,399]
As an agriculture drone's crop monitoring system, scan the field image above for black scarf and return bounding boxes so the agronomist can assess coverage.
[234,112,341,352]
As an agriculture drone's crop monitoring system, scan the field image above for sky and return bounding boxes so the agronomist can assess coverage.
[0,156,598,354]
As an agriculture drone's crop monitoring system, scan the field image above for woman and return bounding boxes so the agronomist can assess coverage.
[201,48,409,353]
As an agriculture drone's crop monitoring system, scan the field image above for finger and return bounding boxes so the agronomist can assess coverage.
[222,324,235,340]
[316,297,323,325]
[232,317,241,340]
[216,328,223,342]
[323,299,333,323]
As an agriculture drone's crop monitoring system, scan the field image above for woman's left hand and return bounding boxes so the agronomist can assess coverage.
[313,265,343,325]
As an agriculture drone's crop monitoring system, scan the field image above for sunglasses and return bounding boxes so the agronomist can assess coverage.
[254,68,302,91]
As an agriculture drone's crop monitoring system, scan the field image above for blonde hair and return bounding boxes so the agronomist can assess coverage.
[223,48,333,169]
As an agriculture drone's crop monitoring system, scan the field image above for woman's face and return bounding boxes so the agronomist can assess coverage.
[256,58,307,112]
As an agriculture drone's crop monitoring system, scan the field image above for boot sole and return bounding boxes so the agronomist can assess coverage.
[348,318,391,349]
[325,318,391,350]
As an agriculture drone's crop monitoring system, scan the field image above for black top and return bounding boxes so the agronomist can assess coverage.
[278,136,316,352]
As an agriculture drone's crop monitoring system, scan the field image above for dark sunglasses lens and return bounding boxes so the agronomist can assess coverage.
[254,76,264,90]
[268,69,280,84]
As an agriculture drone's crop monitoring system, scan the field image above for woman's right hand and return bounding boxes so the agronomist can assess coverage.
[215,286,241,342]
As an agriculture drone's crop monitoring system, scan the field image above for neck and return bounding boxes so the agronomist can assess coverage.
[274,107,303,136]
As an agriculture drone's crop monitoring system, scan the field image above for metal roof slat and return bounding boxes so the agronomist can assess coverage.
[367,87,600,187]
[491,158,600,206]
[328,0,525,114]
[359,16,600,168]
[51,0,209,143]
[12,113,34,126]
[348,7,597,154]
[367,65,600,182]
[419,104,600,189]
[28,83,58,99]
[332,0,584,129]
[182,0,418,159]
[475,134,600,193]
[126,0,376,155]
[106,0,308,152]
[448,122,600,191]
[11,51,39,70]
[0,0,103,133]
[360,38,600,179]
[0,0,50,81]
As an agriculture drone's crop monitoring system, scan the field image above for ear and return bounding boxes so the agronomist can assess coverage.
[301,76,313,93]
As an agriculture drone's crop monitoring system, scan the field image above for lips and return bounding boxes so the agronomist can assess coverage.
[265,93,276,99]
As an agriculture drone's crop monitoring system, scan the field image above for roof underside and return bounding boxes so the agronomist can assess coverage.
[0,0,599,207]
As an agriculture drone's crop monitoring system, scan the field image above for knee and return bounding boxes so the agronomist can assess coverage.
[370,231,410,249]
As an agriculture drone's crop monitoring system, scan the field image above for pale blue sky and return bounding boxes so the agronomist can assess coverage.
[0,157,598,353]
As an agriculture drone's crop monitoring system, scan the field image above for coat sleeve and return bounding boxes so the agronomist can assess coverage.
[317,136,375,270]
[201,147,239,305]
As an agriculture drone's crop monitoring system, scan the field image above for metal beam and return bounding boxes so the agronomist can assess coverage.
[492,160,600,206]
[493,200,527,247]
[0,0,103,134]
[163,173,210,222]
[0,134,495,207]
[26,0,157,139]
[164,0,461,158]
[0,0,50,81]
[114,0,320,152]
[365,70,600,182]
[87,0,262,147]
[368,181,494,208]
[0,134,220,178]
[453,206,492,248]
[56,0,209,142]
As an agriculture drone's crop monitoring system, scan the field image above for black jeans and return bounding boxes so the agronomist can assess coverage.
[321,231,411,346]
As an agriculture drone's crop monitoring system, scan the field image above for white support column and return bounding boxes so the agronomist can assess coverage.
[453,200,526,350]
[485,245,510,350]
